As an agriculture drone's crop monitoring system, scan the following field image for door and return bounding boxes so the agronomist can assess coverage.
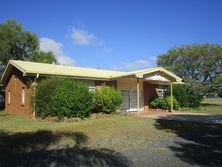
[129,90,137,111]
[120,89,144,111]
[121,90,130,111]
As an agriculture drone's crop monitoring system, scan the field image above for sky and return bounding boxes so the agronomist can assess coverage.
[1,0,222,71]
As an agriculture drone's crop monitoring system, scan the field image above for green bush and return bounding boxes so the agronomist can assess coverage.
[35,78,63,118]
[218,88,222,97]
[166,83,203,108]
[150,98,168,110]
[93,86,123,114]
[150,96,179,110]
[165,96,180,110]
[52,79,93,118]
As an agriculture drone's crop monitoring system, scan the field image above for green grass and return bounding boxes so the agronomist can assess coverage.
[0,112,171,152]
[181,98,222,114]
[1,111,222,166]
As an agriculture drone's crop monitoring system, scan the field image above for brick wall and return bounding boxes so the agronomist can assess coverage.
[5,69,34,117]
[143,82,159,111]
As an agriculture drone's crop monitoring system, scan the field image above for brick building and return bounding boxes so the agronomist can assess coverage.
[0,60,182,117]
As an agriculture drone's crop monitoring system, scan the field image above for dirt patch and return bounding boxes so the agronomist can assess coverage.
[90,113,113,119]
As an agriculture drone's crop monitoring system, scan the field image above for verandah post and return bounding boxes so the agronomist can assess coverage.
[170,82,173,112]
[137,78,140,115]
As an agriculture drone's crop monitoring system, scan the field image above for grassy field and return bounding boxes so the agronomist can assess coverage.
[0,112,170,166]
[182,98,222,114]
[0,111,222,166]
[0,112,167,152]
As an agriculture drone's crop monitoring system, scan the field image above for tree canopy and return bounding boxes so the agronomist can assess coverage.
[0,19,57,74]
[157,44,222,94]
[30,51,57,64]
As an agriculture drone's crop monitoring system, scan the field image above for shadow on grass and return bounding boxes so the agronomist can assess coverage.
[200,103,222,107]
[0,130,129,167]
[155,118,222,167]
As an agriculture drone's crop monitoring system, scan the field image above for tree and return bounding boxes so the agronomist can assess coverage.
[215,74,222,97]
[30,51,57,64]
[0,19,57,74]
[157,44,222,94]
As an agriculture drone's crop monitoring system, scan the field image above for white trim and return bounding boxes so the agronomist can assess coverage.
[8,90,11,104]
[21,88,25,105]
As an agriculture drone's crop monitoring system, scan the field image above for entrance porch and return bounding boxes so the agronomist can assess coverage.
[114,68,183,114]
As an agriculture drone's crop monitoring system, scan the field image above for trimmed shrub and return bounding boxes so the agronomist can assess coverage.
[52,79,93,118]
[93,86,123,114]
[150,96,179,110]
[166,83,203,108]
[35,78,63,118]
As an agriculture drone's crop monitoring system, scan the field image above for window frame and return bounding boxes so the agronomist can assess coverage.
[8,90,11,105]
[21,87,25,105]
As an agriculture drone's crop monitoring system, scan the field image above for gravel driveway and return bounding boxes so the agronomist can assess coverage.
[123,117,222,167]
[139,112,222,124]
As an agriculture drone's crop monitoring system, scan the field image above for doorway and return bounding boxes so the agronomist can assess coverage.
[120,89,144,111]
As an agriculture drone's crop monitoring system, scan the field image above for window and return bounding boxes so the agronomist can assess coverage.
[156,88,166,98]
[21,88,25,105]
[8,90,11,104]
[89,86,96,92]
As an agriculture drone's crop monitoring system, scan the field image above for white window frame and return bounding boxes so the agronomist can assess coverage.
[156,88,166,98]
[21,88,25,105]
[120,89,144,112]
[8,90,11,104]
[88,86,96,92]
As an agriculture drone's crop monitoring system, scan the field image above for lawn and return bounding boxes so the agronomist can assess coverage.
[0,112,166,151]
[181,98,222,114]
[0,111,222,166]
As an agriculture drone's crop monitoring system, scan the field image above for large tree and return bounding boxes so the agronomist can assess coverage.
[30,51,57,64]
[157,44,222,93]
[0,19,57,74]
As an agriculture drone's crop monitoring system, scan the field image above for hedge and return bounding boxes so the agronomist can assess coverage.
[150,96,179,110]
[93,86,123,114]
[35,78,63,118]
[35,78,93,118]
[51,79,93,118]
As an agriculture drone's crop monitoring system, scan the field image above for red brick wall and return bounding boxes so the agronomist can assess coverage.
[143,82,158,111]
[5,69,34,117]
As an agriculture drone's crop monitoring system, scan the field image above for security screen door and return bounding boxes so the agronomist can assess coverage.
[120,89,143,111]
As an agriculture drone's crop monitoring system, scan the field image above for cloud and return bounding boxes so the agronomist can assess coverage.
[71,27,112,52]
[40,37,74,65]
[71,28,96,45]
[110,59,149,71]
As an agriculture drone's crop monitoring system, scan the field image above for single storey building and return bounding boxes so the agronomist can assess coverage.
[0,60,182,117]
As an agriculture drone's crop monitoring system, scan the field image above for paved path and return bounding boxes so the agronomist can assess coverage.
[138,112,222,124]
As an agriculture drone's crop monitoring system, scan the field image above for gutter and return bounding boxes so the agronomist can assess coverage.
[26,73,111,81]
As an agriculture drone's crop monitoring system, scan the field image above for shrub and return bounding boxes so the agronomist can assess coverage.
[93,86,123,114]
[150,98,167,110]
[166,83,203,108]
[150,96,179,110]
[51,79,93,118]
[35,78,63,118]
[218,88,222,97]
[165,96,180,110]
